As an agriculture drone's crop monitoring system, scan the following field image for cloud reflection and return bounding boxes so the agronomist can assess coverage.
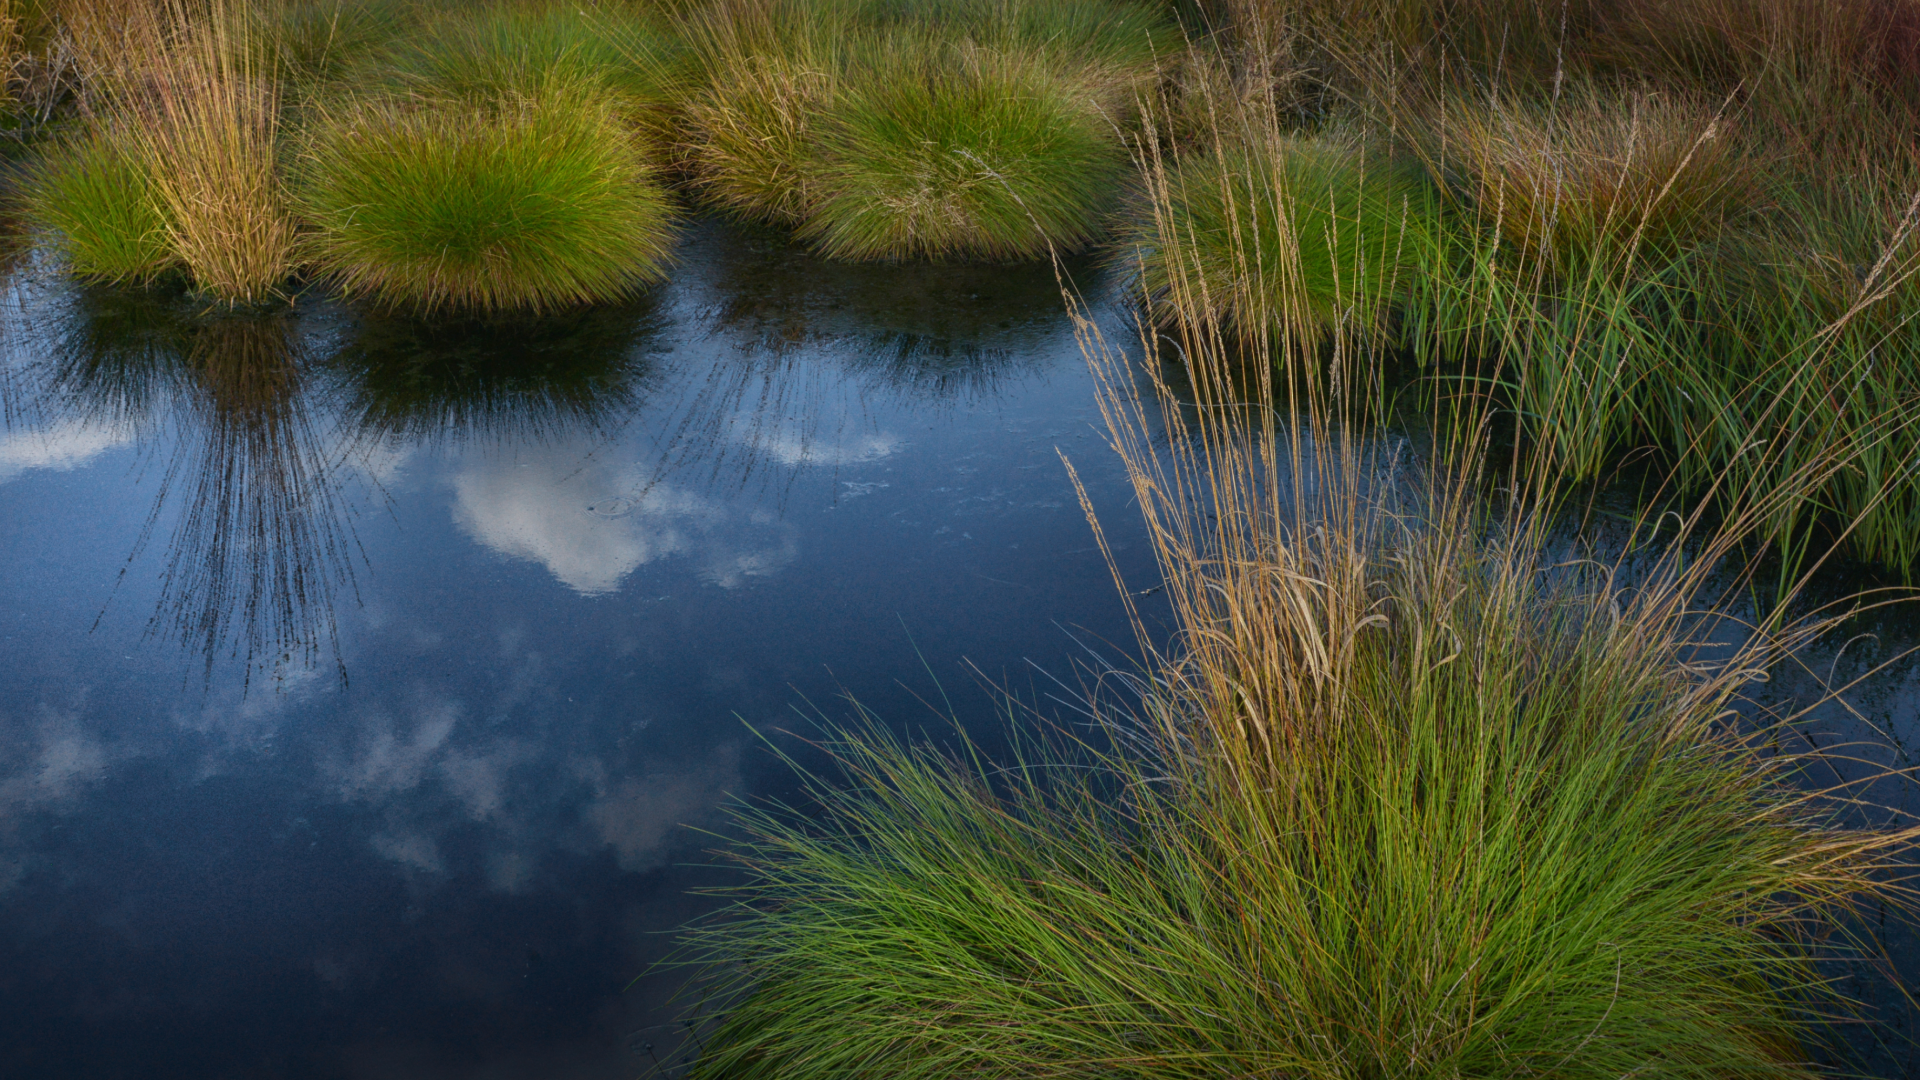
[450,439,798,594]
[0,416,132,480]
[0,705,123,896]
[585,745,742,873]
[0,707,114,821]
[320,685,742,891]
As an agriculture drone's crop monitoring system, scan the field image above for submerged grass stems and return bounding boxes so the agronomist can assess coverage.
[674,76,1920,1080]
[295,82,678,315]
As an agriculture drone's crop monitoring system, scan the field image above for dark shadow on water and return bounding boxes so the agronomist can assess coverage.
[620,218,1109,507]
[682,217,1103,402]
[326,294,670,448]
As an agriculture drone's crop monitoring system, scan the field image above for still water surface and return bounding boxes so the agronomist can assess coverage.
[4,217,1920,1078]
[0,219,1162,1078]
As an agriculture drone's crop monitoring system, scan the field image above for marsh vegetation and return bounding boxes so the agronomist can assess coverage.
[4,0,1920,1074]
[1,0,1913,574]
[671,61,1920,1070]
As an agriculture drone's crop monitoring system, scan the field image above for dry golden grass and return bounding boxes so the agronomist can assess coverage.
[110,0,295,304]
[1599,0,1920,126]
[41,0,153,97]
[1431,86,1752,267]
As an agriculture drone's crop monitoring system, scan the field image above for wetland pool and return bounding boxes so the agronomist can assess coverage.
[0,219,1164,1079]
[2,217,1920,1079]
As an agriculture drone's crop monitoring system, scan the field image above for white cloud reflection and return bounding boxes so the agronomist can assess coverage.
[450,440,799,595]
[323,686,741,890]
[584,744,742,873]
[754,430,902,468]
[0,709,112,816]
[0,707,124,895]
[0,417,132,483]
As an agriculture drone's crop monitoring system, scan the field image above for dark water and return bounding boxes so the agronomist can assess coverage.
[0,220,1164,1078]
[5,217,1920,1079]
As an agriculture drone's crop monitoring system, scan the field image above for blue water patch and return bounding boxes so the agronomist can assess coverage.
[0,219,1166,1078]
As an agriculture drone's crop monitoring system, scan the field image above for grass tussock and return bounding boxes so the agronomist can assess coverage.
[295,83,678,314]
[677,0,1168,259]
[683,49,833,224]
[1434,86,1753,267]
[125,0,295,306]
[678,119,1920,1073]
[24,0,296,304]
[27,121,179,283]
[683,525,1914,1079]
[803,46,1123,261]
[1126,123,1441,349]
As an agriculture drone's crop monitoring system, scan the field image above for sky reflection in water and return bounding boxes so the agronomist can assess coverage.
[0,220,1160,1079]
[4,217,1920,1079]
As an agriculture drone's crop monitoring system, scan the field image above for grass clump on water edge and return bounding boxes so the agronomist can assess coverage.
[677,0,1162,259]
[802,47,1124,261]
[679,527,1916,1078]
[27,122,179,284]
[682,48,834,225]
[24,0,295,304]
[295,83,678,315]
[674,340,1920,1077]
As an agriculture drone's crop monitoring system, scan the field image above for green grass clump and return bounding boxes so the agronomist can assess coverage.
[684,527,1910,1080]
[1393,86,1920,567]
[258,0,418,90]
[387,1,684,137]
[1649,172,1920,574]
[1131,132,1443,348]
[27,122,179,284]
[802,49,1124,260]
[295,86,678,314]
[684,50,834,224]
[28,0,298,305]
[678,0,1164,258]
